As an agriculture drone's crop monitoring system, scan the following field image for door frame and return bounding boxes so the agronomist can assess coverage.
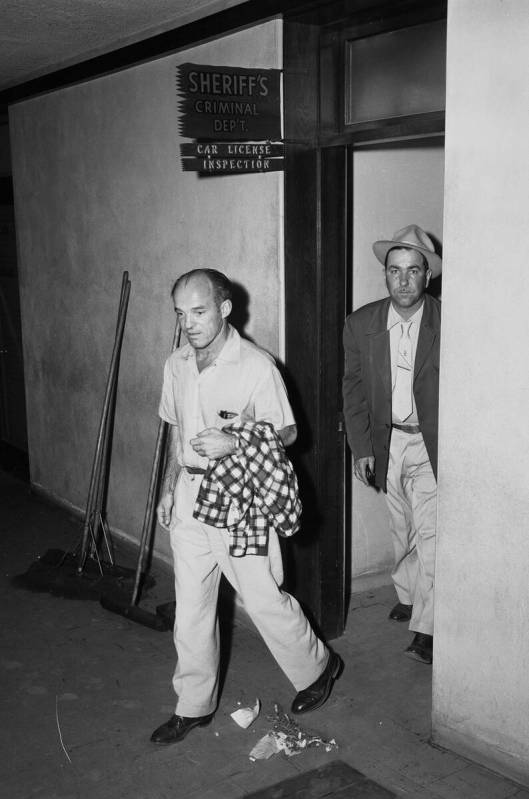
[283,2,446,640]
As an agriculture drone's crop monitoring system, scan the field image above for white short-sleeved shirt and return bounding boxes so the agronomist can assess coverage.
[158,324,296,469]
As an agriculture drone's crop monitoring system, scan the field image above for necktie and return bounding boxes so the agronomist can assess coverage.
[393,321,413,422]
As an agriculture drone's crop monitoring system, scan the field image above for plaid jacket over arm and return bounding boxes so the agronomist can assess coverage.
[192,421,302,556]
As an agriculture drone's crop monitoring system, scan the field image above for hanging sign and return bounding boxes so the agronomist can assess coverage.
[180,141,284,174]
[177,63,282,141]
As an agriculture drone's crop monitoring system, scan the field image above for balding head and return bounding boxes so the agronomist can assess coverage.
[171,269,232,308]
[172,269,232,352]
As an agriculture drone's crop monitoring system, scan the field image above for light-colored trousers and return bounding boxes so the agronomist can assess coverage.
[384,428,437,636]
[168,469,328,717]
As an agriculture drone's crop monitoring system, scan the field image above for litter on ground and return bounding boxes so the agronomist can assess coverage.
[249,703,338,761]
[230,698,261,729]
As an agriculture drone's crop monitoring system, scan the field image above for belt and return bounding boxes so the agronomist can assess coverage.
[392,423,421,434]
[184,466,207,475]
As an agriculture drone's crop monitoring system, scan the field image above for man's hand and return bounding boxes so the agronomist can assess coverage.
[354,456,375,486]
[190,428,237,459]
[157,491,174,530]
[278,424,297,447]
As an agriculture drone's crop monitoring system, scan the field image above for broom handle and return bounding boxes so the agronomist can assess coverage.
[81,272,128,563]
[85,272,130,557]
[131,320,181,605]
[78,274,130,571]
[92,274,131,552]
[78,273,131,573]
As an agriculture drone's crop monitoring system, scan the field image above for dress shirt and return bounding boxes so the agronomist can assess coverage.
[387,301,424,425]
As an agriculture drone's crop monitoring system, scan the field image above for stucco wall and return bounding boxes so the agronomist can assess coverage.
[350,142,444,589]
[433,0,529,783]
[9,20,283,562]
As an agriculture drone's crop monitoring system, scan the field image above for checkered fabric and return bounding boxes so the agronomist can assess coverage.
[192,421,302,556]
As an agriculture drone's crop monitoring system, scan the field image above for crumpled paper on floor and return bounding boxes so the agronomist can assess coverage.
[230,698,261,729]
[248,732,280,760]
[248,704,338,760]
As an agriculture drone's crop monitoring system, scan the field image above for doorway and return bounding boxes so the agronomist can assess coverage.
[348,137,445,592]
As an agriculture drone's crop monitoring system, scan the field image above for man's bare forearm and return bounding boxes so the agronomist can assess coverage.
[161,425,181,495]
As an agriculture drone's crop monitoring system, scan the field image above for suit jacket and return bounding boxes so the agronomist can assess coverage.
[342,294,441,491]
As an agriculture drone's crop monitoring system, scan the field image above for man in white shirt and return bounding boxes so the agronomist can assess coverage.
[342,225,441,665]
[151,269,342,745]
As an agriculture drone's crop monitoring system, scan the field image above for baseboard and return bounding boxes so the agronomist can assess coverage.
[432,722,529,788]
[28,481,391,626]
[31,481,84,519]
[29,481,174,573]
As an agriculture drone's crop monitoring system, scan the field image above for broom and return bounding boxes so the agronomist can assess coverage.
[12,272,134,598]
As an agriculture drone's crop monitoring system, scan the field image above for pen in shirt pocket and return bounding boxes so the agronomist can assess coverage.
[218,410,238,419]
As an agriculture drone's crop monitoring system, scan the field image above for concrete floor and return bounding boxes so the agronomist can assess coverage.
[2,468,528,799]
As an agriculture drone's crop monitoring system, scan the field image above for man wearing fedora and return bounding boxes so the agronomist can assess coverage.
[342,224,441,664]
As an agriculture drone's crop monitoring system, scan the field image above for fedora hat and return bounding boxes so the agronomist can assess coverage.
[373,224,442,278]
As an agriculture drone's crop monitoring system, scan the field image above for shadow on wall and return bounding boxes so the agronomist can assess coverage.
[229,281,254,342]
[228,281,320,599]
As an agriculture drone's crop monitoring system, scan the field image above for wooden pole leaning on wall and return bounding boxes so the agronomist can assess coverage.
[90,273,131,569]
[99,318,181,631]
[130,319,181,606]
[77,271,131,575]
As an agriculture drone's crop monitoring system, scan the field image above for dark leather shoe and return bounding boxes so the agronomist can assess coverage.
[389,602,413,622]
[405,633,433,664]
[150,713,213,745]
[290,651,343,714]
